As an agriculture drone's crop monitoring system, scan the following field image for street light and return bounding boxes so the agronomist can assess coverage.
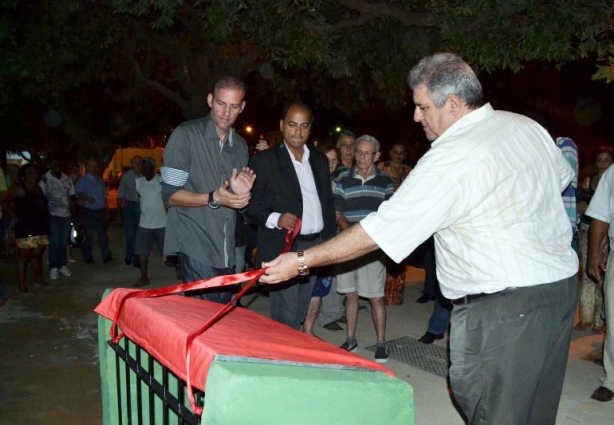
[246,126,253,133]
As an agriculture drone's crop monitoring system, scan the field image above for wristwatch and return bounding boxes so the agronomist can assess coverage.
[297,250,310,276]
[208,191,219,209]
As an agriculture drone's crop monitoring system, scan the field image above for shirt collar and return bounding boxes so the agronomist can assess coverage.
[432,103,495,147]
[283,142,310,163]
[350,165,379,179]
[216,128,234,149]
[205,114,234,147]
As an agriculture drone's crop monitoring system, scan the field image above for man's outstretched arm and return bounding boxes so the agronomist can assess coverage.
[260,222,379,283]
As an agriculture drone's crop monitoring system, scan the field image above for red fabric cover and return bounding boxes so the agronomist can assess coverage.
[95,288,394,391]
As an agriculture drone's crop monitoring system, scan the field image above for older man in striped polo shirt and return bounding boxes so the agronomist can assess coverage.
[333,134,394,363]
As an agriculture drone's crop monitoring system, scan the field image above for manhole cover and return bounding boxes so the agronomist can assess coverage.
[366,336,449,377]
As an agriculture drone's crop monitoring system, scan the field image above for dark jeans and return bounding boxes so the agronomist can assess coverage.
[48,216,71,270]
[180,253,237,304]
[80,208,112,263]
[449,275,578,424]
[122,200,140,261]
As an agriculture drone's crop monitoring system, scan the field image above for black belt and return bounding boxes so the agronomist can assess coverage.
[298,232,321,241]
[452,287,518,306]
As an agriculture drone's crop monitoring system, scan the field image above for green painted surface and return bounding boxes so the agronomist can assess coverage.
[98,290,192,424]
[98,290,414,424]
[98,289,117,424]
[204,360,415,424]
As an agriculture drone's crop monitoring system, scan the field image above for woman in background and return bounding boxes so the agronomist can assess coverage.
[377,143,412,192]
[378,143,413,305]
[0,164,51,294]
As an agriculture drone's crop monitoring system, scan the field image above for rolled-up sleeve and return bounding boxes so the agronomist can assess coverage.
[161,127,190,205]
[361,169,459,263]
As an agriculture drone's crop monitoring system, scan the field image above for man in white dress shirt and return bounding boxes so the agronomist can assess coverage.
[260,53,578,424]
[586,165,614,402]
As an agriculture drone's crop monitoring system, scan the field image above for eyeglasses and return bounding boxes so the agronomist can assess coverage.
[355,150,375,158]
[339,144,355,149]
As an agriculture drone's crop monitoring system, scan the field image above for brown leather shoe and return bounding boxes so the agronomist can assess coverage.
[591,386,614,402]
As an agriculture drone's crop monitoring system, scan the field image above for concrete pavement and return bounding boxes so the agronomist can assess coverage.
[0,223,613,424]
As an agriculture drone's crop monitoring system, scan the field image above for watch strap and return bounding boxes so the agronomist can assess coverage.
[297,250,310,276]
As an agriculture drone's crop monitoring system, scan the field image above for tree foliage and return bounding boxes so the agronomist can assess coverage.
[1,0,613,164]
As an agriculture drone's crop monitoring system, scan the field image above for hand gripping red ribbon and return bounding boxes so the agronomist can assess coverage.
[109,219,302,415]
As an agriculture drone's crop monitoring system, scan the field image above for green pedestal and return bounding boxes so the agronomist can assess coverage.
[98,290,415,424]
[204,359,414,424]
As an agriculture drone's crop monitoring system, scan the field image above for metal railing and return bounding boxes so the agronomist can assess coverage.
[107,336,204,425]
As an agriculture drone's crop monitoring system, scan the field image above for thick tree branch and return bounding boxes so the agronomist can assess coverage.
[122,30,189,113]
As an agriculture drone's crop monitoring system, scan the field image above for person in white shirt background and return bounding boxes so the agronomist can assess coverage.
[585,164,614,402]
[131,157,166,288]
[40,160,76,281]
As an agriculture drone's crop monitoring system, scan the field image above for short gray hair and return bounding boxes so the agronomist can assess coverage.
[356,134,380,152]
[336,130,356,146]
[408,53,483,109]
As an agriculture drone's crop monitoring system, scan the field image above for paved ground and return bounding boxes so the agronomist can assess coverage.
[1,223,614,424]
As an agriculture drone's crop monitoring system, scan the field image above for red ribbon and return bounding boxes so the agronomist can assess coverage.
[109,219,302,415]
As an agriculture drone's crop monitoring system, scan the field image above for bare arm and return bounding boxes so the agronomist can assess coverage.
[168,168,253,209]
[168,189,209,207]
[0,185,21,221]
[260,222,379,283]
[588,218,609,282]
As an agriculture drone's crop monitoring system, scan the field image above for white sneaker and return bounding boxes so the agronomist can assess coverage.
[50,268,59,280]
[59,266,72,277]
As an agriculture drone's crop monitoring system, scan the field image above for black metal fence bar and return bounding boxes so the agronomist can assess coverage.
[114,343,124,425]
[148,355,155,421]
[107,337,204,425]
[163,365,170,425]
